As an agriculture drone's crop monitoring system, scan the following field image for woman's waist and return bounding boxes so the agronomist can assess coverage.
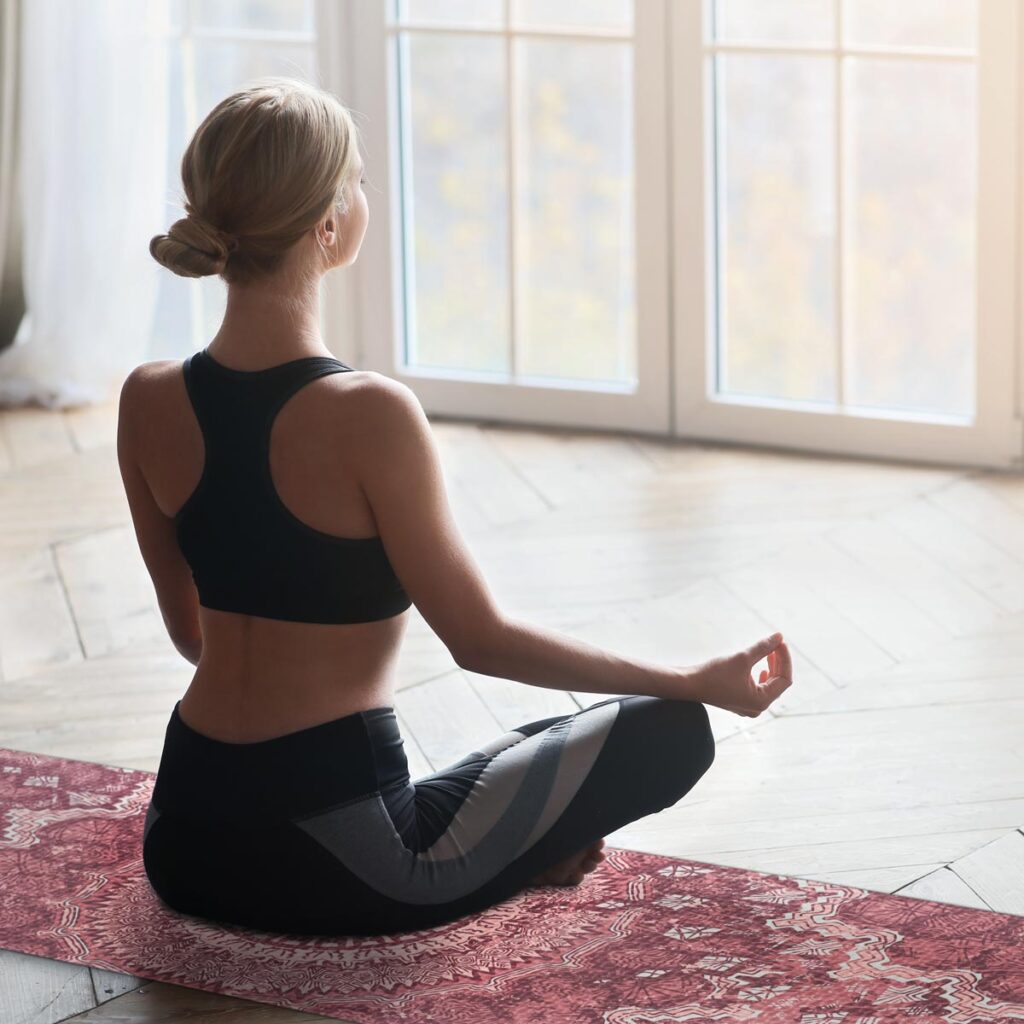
[195,610,407,689]
[150,699,411,823]
[179,674,397,744]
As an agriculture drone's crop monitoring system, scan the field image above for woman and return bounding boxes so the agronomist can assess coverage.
[119,77,793,937]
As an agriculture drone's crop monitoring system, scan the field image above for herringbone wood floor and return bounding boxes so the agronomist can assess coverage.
[2,396,1023,1023]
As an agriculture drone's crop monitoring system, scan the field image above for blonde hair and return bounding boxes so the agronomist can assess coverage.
[150,76,362,286]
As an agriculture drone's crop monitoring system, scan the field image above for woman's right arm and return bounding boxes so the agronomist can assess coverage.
[349,374,792,717]
[466,619,793,716]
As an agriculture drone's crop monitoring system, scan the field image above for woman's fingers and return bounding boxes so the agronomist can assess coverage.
[761,643,793,684]
[746,632,783,666]
[777,641,793,681]
[762,672,792,703]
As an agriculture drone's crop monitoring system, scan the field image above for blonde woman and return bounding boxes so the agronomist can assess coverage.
[119,77,793,937]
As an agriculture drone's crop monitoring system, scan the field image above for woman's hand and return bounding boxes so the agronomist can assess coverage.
[683,633,793,717]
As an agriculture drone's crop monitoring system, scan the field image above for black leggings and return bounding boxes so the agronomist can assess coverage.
[143,693,716,936]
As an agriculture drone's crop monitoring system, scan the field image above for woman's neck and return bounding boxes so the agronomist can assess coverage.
[210,278,332,367]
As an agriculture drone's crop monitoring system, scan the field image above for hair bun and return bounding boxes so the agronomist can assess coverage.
[149,213,237,279]
[176,208,238,260]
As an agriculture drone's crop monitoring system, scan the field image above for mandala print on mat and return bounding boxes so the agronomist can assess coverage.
[3,747,1024,1024]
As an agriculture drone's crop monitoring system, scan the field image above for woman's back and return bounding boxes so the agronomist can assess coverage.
[128,344,412,742]
[133,80,729,935]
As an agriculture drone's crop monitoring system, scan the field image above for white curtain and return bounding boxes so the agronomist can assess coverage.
[0,0,24,356]
[0,0,171,409]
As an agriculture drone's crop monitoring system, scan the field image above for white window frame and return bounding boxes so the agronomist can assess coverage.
[323,0,1023,471]
[330,0,672,434]
[672,0,1023,470]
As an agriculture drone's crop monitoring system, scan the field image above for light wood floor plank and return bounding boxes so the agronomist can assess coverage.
[60,981,351,1022]
[948,829,1024,916]
[0,950,98,1024]
[482,424,656,510]
[632,828,1011,878]
[63,403,118,454]
[465,669,580,730]
[878,495,1024,615]
[54,527,167,658]
[928,477,1024,563]
[825,518,1006,636]
[749,535,951,663]
[0,546,82,682]
[814,862,950,894]
[89,968,146,1005]
[716,550,897,687]
[0,446,127,550]
[894,864,992,910]
[0,406,75,468]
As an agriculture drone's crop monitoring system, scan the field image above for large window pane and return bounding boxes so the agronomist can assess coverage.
[843,1,976,51]
[403,33,509,372]
[192,0,314,33]
[845,58,976,416]
[713,1,834,46]
[514,0,632,32]
[517,39,634,383]
[192,41,316,129]
[400,0,503,28]
[716,55,836,403]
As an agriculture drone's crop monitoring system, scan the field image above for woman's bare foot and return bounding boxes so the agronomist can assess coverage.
[528,838,607,887]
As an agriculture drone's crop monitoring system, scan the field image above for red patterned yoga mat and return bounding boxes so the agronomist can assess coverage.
[3,747,1024,1023]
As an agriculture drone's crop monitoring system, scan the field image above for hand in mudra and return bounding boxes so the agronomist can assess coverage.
[690,633,793,717]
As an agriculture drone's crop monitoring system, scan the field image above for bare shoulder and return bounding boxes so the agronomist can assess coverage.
[116,361,187,467]
[118,360,183,399]
[343,368,415,401]
[334,373,437,490]
[117,359,184,418]
[339,370,425,432]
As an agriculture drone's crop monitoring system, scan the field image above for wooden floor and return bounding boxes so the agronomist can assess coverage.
[3,397,1023,1022]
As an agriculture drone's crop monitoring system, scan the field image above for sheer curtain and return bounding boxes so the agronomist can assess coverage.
[0,0,171,409]
[0,0,24,358]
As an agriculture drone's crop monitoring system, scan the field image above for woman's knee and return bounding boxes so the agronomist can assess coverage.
[682,699,716,772]
[629,695,716,778]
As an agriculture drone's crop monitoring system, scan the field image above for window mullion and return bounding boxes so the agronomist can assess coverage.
[505,0,518,378]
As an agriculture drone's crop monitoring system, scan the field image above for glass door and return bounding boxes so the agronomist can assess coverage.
[672,0,1021,469]
[348,0,672,433]
[153,0,319,362]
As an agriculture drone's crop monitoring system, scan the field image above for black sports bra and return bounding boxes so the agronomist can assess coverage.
[174,347,413,625]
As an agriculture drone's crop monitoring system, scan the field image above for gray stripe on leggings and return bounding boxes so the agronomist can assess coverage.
[292,699,620,904]
[511,698,620,857]
[421,697,621,863]
[414,728,532,787]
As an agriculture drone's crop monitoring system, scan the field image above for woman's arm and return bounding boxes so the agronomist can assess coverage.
[349,373,792,717]
[463,620,792,715]
[117,365,204,662]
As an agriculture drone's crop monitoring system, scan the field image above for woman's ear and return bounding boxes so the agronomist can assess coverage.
[319,213,332,244]
[315,214,339,260]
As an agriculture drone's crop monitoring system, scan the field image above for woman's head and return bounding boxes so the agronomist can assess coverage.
[149,77,367,288]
